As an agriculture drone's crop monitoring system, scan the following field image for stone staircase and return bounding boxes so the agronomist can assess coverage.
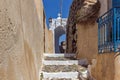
[40,53,89,80]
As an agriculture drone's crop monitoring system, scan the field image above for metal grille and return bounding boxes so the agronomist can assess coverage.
[98,8,120,53]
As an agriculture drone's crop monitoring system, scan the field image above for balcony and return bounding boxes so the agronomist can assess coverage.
[98,7,120,53]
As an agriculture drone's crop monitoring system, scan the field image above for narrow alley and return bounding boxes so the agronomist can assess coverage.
[0,0,120,80]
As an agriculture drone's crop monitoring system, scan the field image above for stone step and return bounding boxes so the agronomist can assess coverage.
[41,53,89,80]
[44,53,75,58]
[44,57,69,60]
[42,78,76,80]
[42,65,88,78]
[42,65,79,72]
[41,72,79,79]
[43,60,79,65]
[44,56,76,60]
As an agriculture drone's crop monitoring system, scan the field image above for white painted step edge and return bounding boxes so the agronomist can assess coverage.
[42,72,78,79]
[44,53,75,57]
[43,60,79,65]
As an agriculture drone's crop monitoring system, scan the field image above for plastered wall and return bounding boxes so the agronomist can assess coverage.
[90,53,115,80]
[91,53,115,80]
[66,0,116,80]
[90,0,115,80]
[76,23,98,61]
[0,0,49,80]
[114,52,120,80]
[45,23,54,53]
[99,0,108,16]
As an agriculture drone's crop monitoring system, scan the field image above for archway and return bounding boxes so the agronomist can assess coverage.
[59,34,66,45]
[54,26,66,53]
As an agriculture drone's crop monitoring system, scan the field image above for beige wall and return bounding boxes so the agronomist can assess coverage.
[99,0,108,16]
[76,23,98,61]
[76,23,115,80]
[108,0,112,9]
[114,53,120,80]
[66,0,116,80]
[0,0,48,80]
[91,0,115,80]
[99,0,112,15]
[91,53,115,80]
[45,23,54,53]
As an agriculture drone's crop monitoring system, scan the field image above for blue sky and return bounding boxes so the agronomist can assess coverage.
[43,0,73,44]
[43,0,73,26]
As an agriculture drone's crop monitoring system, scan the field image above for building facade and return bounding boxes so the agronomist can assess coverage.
[66,0,120,80]
[49,14,67,53]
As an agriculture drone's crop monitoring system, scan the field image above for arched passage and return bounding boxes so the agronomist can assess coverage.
[54,26,66,53]
[59,34,66,45]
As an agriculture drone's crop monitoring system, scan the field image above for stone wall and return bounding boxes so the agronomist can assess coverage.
[0,0,51,80]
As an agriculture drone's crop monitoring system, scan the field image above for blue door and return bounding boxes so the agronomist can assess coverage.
[113,0,120,7]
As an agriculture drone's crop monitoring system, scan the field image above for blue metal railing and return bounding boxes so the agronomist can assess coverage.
[98,7,120,53]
